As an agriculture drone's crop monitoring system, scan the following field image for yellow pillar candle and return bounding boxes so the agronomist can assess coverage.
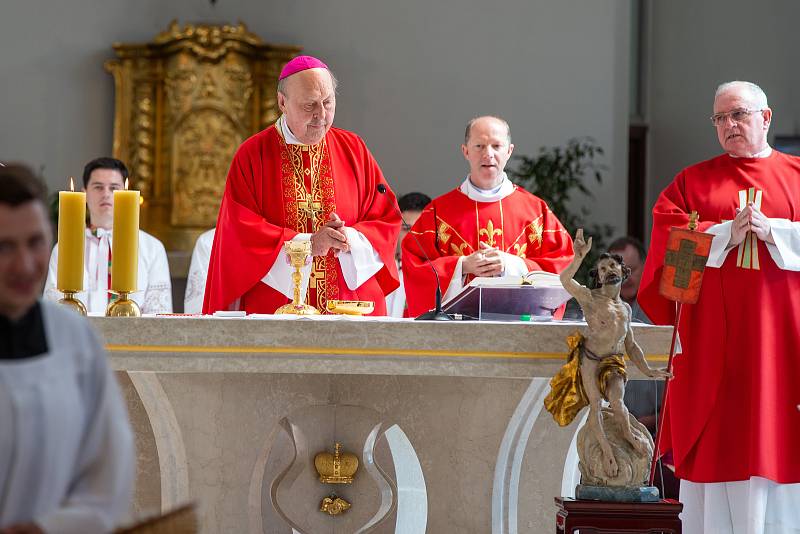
[111,188,140,293]
[56,183,86,292]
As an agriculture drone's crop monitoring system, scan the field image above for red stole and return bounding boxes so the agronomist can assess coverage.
[203,125,400,315]
[639,150,800,483]
[402,186,573,317]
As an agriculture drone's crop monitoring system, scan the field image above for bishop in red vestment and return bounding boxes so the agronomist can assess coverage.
[639,81,800,533]
[402,116,573,317]
[203,56,399,315]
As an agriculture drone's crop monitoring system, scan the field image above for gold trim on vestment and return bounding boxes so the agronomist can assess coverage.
[278,133,339,311]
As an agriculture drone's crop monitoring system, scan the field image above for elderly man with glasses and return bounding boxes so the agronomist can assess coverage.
[639,81,800,533]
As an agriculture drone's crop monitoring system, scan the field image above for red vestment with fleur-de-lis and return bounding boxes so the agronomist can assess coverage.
[401,185,573,317]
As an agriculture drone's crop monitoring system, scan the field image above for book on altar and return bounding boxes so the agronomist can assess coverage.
[468,271,565,288]
[442,271,572,321]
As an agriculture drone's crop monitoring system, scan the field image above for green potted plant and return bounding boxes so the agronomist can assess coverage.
[507,137,614,285]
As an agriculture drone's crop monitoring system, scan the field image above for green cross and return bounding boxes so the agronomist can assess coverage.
[664,239,707,289]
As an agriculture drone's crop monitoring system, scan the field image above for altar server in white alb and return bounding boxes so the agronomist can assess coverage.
[44,157,173,314]
[184,228,215,314]
[0,164,134,534]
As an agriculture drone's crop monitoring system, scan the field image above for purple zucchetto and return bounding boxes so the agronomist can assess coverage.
[279,55,329,80]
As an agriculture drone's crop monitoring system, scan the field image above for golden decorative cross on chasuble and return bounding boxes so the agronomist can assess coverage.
[287,139,329,232]
[297,198,323,223]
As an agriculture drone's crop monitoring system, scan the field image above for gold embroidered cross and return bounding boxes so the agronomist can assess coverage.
[298,198,323,223]
[479,219,502,247]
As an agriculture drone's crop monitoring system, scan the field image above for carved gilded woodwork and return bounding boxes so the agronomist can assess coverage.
[105,21,300,253]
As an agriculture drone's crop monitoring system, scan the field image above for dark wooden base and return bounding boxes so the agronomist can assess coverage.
[555,496,682,533]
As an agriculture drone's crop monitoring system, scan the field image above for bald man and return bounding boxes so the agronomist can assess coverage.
[402,116,573,316]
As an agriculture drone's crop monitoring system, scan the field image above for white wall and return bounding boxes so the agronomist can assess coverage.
[1,0,630,237]
[646,0,800,235]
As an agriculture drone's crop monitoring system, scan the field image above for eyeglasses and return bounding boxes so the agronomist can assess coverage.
[710,108,764,126]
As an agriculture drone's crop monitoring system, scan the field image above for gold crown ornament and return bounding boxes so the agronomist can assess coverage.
[314,442,359,484]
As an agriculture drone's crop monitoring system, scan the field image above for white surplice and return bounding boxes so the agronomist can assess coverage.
[259,116,384,301]
[184,228,215,314]
[0,300,134,533]
[680,145,800,534]
[384,259,406,318]
[44,228,173,314]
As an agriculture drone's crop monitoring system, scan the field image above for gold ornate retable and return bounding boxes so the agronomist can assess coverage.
[105,21,300,255]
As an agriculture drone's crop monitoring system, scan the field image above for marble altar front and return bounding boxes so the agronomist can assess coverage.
[95,316,672,533]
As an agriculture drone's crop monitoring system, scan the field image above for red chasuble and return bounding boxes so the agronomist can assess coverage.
[639,150,800,483]
[203,125,400,315]
[401,185,573,317]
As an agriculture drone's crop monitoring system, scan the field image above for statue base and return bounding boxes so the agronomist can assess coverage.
[575,484,660,503]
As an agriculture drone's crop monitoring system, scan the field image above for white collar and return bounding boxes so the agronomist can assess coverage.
[729,145,772,158]
[86,227,111,239]
[459,173,516,203]
[278,115,307,146]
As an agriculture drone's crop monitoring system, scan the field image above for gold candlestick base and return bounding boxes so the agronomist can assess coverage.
[58,290,87,316]
[106,291,141,317]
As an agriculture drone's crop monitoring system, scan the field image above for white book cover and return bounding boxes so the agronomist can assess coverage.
[468,270,564,288]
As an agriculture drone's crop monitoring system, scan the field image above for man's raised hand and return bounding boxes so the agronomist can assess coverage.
[573,228,592,259]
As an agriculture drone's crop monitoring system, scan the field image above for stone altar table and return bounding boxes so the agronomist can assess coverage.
[93,316,672,534]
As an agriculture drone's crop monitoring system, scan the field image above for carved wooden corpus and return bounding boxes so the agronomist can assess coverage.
[105,21,300,253]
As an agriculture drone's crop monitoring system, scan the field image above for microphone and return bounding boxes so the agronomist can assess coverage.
[377,183,452,320]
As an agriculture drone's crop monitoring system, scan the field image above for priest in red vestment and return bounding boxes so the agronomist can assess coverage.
[402,116,573,317]
[203,56,400,315]
[639,81,800,533]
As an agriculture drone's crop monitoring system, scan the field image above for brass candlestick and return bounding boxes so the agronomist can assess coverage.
[275,240,319,315]
[105,291,141,317]
[58,290,87,316]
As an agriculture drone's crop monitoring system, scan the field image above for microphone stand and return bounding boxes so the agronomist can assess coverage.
[377,184,452,320]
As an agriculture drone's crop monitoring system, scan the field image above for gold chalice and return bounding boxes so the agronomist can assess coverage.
[275,240,320,315]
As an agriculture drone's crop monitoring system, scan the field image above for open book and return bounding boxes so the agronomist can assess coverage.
[444,271,571,320]
[468,270,564,288]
